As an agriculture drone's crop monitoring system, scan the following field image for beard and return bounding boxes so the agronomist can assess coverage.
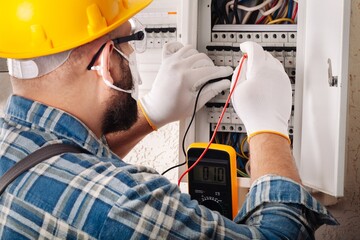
[101,58,138,134]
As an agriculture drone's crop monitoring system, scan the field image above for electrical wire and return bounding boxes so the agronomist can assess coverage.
[267,18,294,24]
[212,0,230,25]
[292,2,298,21]
[245,160,251,176]
[161,77,231,176]
[255,0,276,24]
[277,0,289,19]
[255,14,267,24]
[226,0,272,16]
[279,0,286,16]
[233,0,241,24]
[222,0,297,25]
[229,0,283,17]
[215,132,248,174]
[272,2,281,19]
[241,11,253,24]
[237,169,249,177]
[282,5,289,18]
[236,151,244,158]
[260,0,283,16]
[240,135,249,159]
[177,54,248,186]
[287,0,293,19]
[225,130,232,145]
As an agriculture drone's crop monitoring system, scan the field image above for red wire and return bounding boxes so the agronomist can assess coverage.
[292,2,298,21]
[255,15,266,24]
[177,54,248,186]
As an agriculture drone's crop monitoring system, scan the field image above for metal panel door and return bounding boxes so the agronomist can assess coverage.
[294,0,350,196]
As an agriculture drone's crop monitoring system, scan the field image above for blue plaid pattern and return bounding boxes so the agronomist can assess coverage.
[0,95,337,239]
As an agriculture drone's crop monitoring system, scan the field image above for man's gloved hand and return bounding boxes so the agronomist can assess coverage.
[139,42,233,130]
[231,41,292,142]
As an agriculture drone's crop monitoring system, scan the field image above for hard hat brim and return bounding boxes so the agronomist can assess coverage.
[0,0,153,59]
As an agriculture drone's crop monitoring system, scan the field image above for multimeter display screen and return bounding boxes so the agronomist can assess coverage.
[193,165,226,185]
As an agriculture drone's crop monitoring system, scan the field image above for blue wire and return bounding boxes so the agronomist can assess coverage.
[273,9,279,19]
[287,0,293,19]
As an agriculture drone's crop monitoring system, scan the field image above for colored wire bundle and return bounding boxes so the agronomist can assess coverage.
[214,132,250,177]
[212,0,298,25]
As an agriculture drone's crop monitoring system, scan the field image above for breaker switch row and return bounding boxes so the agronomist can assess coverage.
[144,25,177,48]
[212,31,297,47]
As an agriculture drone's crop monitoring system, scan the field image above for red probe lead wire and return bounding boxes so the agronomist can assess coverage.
[178,53,248,186]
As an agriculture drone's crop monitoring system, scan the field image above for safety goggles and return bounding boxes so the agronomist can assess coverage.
[118,18,147,53]
[86,18,146,70]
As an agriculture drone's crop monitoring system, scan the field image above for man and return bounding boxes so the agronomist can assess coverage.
[0,0,336,239]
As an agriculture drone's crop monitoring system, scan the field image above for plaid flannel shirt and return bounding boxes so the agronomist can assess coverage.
[0,95,337,239]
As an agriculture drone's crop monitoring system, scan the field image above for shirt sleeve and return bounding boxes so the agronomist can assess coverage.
[98,171,338,240]
[234,175,338,239]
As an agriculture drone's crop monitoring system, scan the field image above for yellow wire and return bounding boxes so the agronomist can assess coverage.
[238,139,246,158]
[267,18,295,24]
[240,136,249,160]
[245,161,251,177]
[282,3,289,18]
[237,169,249,178]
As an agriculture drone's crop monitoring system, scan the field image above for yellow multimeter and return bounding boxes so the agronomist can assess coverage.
[187,143,238,220]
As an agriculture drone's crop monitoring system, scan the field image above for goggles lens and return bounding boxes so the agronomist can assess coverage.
[112,18,146,54]
[126,18,147,53]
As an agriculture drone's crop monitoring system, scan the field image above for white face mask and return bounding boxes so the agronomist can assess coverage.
[91,46,142,101]
[114,47,142,101]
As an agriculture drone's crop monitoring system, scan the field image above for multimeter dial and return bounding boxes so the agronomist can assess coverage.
[191,187,232,218]
[201,199,223,213]
[201,196,225,215]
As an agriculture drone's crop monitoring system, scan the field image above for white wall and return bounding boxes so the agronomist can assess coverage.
[124,122,179,183]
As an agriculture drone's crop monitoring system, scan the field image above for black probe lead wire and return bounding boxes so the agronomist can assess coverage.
[161,76,231,176]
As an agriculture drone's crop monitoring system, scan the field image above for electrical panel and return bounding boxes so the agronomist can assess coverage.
[178,0,350,198]
[134,0,178,95]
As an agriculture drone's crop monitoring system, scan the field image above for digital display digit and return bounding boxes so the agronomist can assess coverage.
[193,165,226,185]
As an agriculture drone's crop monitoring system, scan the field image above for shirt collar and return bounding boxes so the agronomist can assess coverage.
[4,95,114,158]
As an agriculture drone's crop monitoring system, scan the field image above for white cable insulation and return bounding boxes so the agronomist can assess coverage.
[259,0,283,16]
[226,0,285,23]
[226,0,272,16]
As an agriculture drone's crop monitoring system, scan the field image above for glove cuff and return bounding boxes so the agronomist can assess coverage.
[138,101,158,131]
[248,130,291,144]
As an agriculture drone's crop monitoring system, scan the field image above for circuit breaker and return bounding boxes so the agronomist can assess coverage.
[134,0,178,95]
[178,0,350,198]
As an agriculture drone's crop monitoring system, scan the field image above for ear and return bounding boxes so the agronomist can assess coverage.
[94,41,115,84]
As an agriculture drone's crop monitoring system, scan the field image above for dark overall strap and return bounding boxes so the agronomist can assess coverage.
[0,143,88,195]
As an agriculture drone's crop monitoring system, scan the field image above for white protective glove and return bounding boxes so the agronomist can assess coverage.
[231,41,292,142]
[139,42,233,129]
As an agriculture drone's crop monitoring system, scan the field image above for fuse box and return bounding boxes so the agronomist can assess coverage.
[177,0,350,198]
[134,0,178,94]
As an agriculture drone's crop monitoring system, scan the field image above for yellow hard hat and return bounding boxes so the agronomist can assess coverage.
[0,0,152,59]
